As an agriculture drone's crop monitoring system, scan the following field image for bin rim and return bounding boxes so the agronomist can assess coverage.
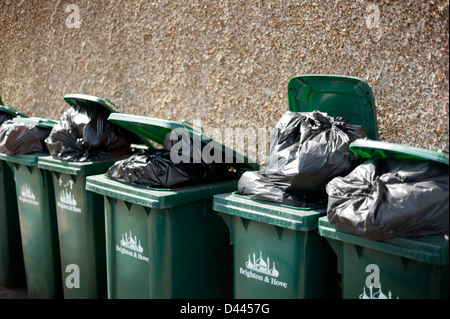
[37,155,128,175]
[213,192,327,231]
[0,152,50,166]
[63,93,117,113]
[349,138,449,166]
[231,191,326,211]
[0,105,28,118]
[86,173,240,209]
[318,216,449,265]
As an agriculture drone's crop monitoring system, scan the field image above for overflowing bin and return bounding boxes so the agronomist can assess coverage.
[212,75,379,298]
[318,139,449,299]
[37,93,135,299]
[0,116,62,298]
[86,113,258,298]
[0,105,28,287]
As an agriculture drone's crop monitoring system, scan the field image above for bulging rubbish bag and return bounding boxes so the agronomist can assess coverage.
[326,157,449,240]
[238,110,368,207]
[45,103,137,162]
[0,119,52,155]
[107,128,246,188]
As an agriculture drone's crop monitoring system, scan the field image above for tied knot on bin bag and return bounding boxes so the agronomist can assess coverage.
[238,110,368,207]
[45,103,138,161]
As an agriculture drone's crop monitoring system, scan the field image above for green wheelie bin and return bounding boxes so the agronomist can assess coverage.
[318,139,449,299]
[0,105,28,287]
[85,113,258,299]
[37,94,132,299]
[0,117,62,298]
[212,75,379,299]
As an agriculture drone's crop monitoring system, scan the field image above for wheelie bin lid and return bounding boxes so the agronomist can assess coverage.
[349,139,449,166]
[0,104,28,118]
[287,75,378,140]
[63,93,117,113]
[107,113,260,170]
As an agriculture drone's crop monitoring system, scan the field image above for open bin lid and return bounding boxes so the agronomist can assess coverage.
[12,116,58,129]
[0,105,28,118]
[107,113,260,170]
[287,75,378,140]
[349,139,449,166]
[63,93,117,113]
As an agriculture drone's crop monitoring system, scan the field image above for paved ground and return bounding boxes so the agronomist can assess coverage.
[0,285,28,299]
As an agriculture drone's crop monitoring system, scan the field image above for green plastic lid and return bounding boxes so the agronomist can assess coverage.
[108,113,185,146]
[0,105,28,118]
[107,113,260,169]
[63,93,117,113]
[287,75,378,140]
[12,116,58,129]
[350,139,449,166]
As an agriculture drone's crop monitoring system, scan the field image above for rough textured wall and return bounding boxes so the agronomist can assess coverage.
[1,0,448,164]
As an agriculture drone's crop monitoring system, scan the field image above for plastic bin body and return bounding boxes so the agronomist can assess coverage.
[86,174,236,299]
[37,156,119,299]
[0,153,62,298]
[0,157,26,287]
[318,217,449,299]
[213,193,338,299]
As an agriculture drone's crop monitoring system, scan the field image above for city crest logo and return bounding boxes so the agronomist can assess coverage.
[19,184,39,206]
[239,250,287,288]
[116,230,149,263]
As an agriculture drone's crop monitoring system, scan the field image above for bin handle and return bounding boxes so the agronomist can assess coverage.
[180,120,204,135]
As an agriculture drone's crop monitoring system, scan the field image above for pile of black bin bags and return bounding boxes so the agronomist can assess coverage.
[238,110,368,207]
[0,111,52,155]
[238,110,449,241]
[0,102,139,159]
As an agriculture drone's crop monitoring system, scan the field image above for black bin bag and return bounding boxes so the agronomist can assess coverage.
[0,117,55,155]
[107,127,247,188]
[326,141,450,241]
[45,101,138,162]
[238,110,368,207]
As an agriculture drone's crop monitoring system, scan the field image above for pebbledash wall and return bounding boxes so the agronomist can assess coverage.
[1,0,448,164]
